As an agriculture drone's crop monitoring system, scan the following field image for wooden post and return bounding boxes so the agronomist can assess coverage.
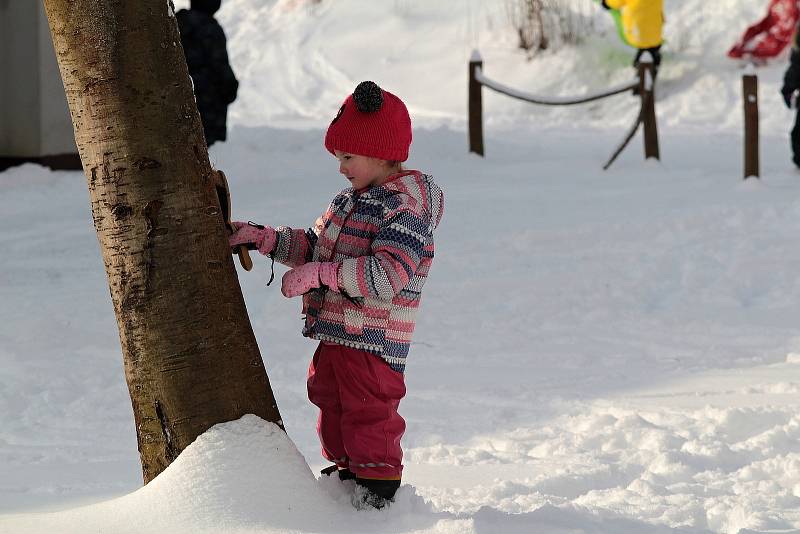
[468,50,484,156]
[743,64,760,179]
[637,52,660,161]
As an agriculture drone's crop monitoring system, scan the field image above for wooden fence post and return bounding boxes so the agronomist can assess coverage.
[469,50,484,156]
[742,63,760,179]
[637,52,660,161]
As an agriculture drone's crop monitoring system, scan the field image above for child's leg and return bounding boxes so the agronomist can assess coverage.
[307,343,348,467]
[329,345,406,481]
[791,109,800,167]
[633,46,660,69]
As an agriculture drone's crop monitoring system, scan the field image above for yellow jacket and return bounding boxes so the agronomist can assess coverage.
[605,0,664,49]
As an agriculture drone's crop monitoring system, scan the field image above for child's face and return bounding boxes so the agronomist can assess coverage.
[334,151,393,190]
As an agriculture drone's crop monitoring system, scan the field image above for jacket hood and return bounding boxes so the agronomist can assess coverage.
[377,171,444,232]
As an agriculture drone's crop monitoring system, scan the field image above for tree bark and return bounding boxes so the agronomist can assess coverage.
[42,0,283,483]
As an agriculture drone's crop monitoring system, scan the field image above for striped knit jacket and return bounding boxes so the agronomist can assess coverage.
[272,170,444,373]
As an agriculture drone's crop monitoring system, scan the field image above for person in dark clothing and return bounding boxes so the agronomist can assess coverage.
[781,24,800,168]
[176,0,238,146]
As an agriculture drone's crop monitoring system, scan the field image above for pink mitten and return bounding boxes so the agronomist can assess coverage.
[281,262,340,298]
[318,262,339,290]
[229,221,277,255]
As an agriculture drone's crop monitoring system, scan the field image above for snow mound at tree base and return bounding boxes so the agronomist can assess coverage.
[0,414,707,533]
[0,415,453,533]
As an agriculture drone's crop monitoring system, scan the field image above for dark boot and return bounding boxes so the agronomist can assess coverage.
[353,477,401,509]
[320,464,355,481]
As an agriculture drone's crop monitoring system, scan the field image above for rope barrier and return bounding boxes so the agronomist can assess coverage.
[468,50,659,168]
[603,94,647,170]
[475,68,638,107]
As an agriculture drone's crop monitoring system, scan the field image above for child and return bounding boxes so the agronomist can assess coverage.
[601,0,664,73]
[228,81,444,509]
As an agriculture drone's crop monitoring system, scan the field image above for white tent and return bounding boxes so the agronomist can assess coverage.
[0,1,79,170]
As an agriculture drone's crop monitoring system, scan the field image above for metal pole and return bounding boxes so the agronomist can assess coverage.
[468,50,484,156]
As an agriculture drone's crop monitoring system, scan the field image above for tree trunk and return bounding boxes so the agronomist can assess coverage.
[42,0,283,483]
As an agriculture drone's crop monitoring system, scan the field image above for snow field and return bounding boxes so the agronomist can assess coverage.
[6,120,800,532]
[5,0,800,532]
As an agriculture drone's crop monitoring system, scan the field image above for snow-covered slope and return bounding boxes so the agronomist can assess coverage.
[5,0,800,533]
[206,0,793,134]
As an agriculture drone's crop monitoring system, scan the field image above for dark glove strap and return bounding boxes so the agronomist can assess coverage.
[266,254,275,286]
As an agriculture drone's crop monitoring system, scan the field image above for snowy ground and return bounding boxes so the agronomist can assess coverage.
[4,0,800,532]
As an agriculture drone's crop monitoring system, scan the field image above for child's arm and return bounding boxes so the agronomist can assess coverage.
[272,196,342,268]
[272,226,318,268]
[280,208,430,300]
[338,209,431,301]
[228,221,316,267]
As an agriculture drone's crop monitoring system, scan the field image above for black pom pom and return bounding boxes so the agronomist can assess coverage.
[353,81,383,113]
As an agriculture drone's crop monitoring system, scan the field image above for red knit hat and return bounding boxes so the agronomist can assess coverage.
[325,81,412,162]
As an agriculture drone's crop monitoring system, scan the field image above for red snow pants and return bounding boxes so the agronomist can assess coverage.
[307,342,406,479]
